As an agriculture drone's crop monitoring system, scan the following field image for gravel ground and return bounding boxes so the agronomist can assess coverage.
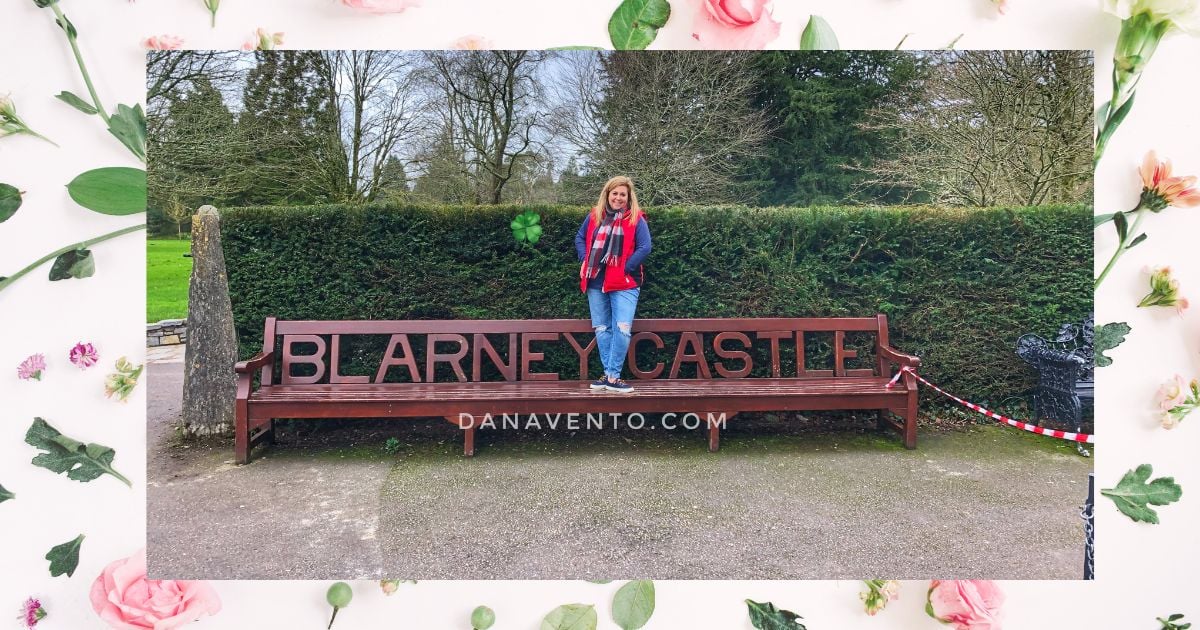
[146,362,1093,580]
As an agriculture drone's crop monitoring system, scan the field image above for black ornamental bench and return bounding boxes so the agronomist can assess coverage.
[233,315,921,464]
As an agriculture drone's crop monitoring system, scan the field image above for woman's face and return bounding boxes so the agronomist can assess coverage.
[608,185,630,210]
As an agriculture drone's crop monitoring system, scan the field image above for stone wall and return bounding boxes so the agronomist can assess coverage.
[147,319,187,346]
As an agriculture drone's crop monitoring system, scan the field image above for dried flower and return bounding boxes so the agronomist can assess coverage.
[451,35,492,49]
[69,342,99,369]
[341,0,422,13]
[1139,151,1200,210]
[1158,375,1200,429]
[1138,265,1189,312]
[379,579,415,595]
[18,354,46,381]
[243,28,284,51]
[1096,3,1200,165]
[0,94,58,146]
[104,357,144,402]
[1096,152,1199,288]
[143,35,184,50]
[860,579,900,615]
[19,598,47,629]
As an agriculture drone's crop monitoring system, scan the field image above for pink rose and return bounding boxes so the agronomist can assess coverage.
[927,580,1004,630]
[341,0,421,13]
[142,35,184,50]
[691,0,781,49]
[90,549,221,630]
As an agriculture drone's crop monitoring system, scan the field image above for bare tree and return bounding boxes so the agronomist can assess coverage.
[316,51,424,202]
[555,51,769,206]
[421,51,551,204]
[853,50,1093,206]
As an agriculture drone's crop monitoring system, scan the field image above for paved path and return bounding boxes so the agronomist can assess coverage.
[146,361,1093,580]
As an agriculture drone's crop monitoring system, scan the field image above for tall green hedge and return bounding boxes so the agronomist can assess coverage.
[219,203,1091,405]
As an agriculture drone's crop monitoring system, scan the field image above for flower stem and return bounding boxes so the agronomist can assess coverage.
[1095,205,1147,289]
[0,223,145,294]
[50,3,110,124]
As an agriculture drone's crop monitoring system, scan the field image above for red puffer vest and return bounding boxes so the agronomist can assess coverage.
[578,211,643,293]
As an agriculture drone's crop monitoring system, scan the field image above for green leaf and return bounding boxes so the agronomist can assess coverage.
[0,483,14,503]
[49,248,95,281]
[585,579,613,584]
[1094,322,1130,367]
[55,91,99,115]
[1112,210,1128,243]
[1097,92,1136,149]
[746,599,807,630]
[608,0,670,50]
[1101,464,1182,524]
[1126,233,1148,249]
[107,103,147,162]
[67,167,147,215]
[24,418,132,487]
[471,605,496,630]
[1093,212,1116,228]
[511,210,543,244]
[540,604,597,630]
[46,534,84,577]
[0,182,22,223]
[612,580,655,630]
[799,16,839,50]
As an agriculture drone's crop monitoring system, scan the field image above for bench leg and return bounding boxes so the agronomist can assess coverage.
[464,425,476,457]
[263,419,278,445]
[904,395,918,449]
[234,401,251,465]
[707,411,735,452]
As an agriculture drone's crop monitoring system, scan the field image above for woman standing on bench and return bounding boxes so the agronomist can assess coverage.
[575,175,652,393]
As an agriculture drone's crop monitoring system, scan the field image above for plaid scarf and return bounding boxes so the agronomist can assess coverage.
[582,206,626,282]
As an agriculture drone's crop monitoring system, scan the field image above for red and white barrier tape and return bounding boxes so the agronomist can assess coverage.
[886,366,1094,444]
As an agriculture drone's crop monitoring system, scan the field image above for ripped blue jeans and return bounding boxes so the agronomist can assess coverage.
[586,287,640,380]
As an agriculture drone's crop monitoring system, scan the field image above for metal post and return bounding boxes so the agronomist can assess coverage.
[1083,472,1094,580]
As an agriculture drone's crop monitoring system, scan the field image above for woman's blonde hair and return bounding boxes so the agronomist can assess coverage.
[591,176,642,225]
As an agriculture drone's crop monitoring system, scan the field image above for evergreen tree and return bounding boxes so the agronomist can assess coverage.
[745,51,928,206]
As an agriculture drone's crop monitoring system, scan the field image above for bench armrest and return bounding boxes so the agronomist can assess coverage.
[234,351,274,374]
[879,343,921,369]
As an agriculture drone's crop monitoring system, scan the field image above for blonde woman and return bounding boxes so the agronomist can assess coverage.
[574,176,652,393]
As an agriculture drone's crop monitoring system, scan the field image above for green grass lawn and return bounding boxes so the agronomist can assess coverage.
[147,238,192,323]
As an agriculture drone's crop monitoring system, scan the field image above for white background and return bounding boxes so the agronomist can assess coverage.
[2,0,1198,627]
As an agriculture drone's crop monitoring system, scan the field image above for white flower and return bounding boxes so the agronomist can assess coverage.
[1103,0,1200,33]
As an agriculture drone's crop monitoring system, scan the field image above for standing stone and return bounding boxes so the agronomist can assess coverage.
[182,206,238,436]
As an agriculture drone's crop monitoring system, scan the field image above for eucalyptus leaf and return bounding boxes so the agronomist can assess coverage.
[67,167,147,215]
[0,183,22,223]
[608,0,670,50]
[107,103,147,162]
[49,248,94,281]
[585,579,613,584]
[799,15,839,50]
[0,483,14,504]
[1095,322,1130,367]
[540,604,598,630]
[612,580,655,630]
[25,417,132,487]
[746,600,806,630]
[55,90,98,115]
[46,534,84,577]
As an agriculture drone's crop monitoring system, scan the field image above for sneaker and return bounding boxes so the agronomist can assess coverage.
[605,378,635,393]
[589,376,611,390]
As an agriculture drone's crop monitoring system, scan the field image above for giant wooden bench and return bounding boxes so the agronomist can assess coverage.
[233,315,921,464]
